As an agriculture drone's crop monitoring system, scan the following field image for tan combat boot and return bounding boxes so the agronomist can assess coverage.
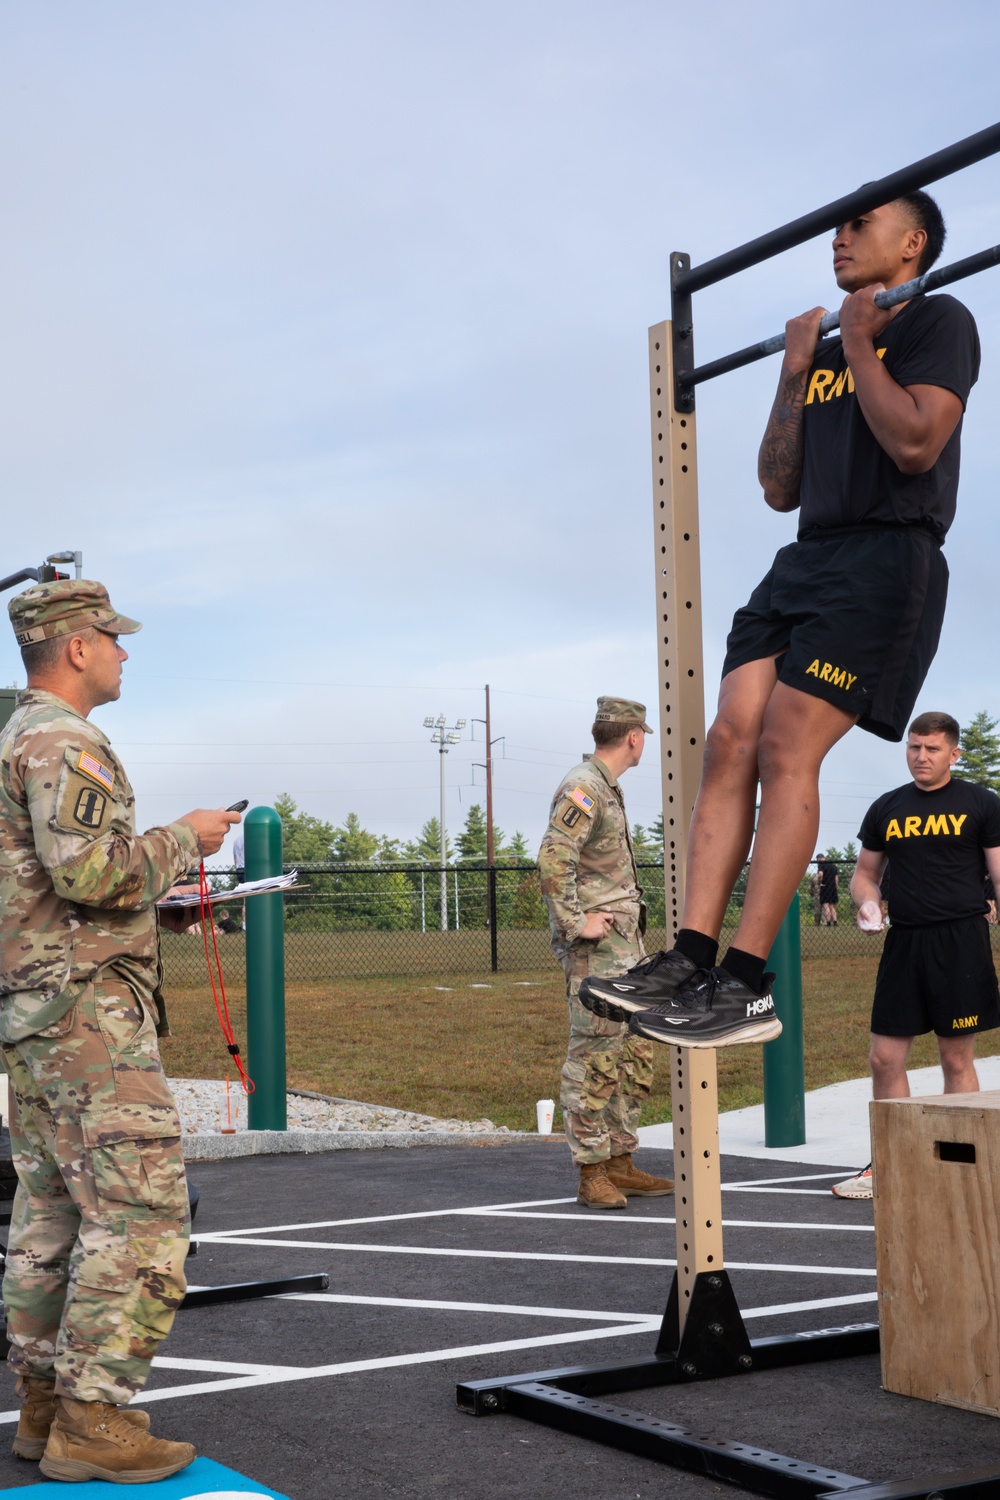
[12,1375,151,1461]
[577,1161,627,1210]
[39,1396,194,1483]
[606,1153,675,1197]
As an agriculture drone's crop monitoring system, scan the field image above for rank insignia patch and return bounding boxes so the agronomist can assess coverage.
[569,787,595,813]
[78,750,115,792]
[73,787,107,829]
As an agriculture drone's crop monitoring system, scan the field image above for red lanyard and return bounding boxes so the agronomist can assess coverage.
[198,861,254,1095]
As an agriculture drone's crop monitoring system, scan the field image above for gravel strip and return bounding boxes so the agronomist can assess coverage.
[168,1077,515,1138]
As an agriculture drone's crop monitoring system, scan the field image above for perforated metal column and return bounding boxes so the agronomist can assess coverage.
[648,323,705,931]
[649,321,721,1329]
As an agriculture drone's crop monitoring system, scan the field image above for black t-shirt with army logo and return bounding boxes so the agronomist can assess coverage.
[858,777,1000,925]
[799,293,980,541]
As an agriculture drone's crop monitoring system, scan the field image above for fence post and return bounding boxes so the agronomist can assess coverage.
[488,865,498,973]
[762,893,806,1147]
[245,806,287,1131]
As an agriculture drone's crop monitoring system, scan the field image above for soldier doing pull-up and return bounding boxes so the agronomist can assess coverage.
[581,191,981,1048]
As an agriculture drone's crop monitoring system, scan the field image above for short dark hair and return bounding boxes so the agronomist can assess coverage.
[895,191,946,276]
[592,720,644,748]
[908,710,959,745]
[20,625,98,677]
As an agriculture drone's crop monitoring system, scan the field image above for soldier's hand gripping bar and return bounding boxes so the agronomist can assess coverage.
[682,241,1000,390]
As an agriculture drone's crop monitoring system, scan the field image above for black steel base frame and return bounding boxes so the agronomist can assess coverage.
[457,1271,1000,1500]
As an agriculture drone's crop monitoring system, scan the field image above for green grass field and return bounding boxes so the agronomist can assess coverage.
[157,955,968,1133]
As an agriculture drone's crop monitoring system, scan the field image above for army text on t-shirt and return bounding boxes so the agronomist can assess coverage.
[799,293,980,541]
[858,776,1000,926]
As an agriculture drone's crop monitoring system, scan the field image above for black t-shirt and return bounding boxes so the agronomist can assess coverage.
[859,777,1000,925]
[818,860,838,900]
[798,293,980,541]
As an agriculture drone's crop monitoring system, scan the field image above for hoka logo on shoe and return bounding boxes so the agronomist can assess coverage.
[746,997,773,1017]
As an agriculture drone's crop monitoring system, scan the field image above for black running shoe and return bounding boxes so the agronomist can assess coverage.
[578,949,698,1022]
[628,966,782,1048]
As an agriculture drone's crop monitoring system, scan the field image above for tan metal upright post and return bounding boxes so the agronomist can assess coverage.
[649,322,724,1336]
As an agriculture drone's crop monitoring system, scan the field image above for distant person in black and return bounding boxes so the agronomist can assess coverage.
[832,710,1000,1199]
[817,854,839,925]
[587,190,982,1051]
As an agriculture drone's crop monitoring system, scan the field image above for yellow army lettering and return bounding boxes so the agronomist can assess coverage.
[884,814,968,840]
[805,660,856,691]
[804,348,887,404]
[952,1015,979,1030]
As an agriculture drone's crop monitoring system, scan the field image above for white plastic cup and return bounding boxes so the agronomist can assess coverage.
[536,1098,555,1134]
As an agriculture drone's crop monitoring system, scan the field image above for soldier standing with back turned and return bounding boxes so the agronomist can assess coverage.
[538,697,674,1209]
[0,579,238,1484]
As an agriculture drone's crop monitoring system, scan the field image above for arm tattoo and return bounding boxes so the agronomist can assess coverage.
[758,369,808,497]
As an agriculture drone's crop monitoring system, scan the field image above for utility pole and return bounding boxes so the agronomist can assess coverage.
[473,685,505,971]
[423,713,466,930]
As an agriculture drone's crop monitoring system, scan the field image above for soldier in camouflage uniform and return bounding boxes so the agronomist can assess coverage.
[0,579,239,1483]
[538,697,674,1210]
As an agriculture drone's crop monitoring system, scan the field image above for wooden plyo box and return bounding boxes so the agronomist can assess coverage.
[872,1089,1000,1415]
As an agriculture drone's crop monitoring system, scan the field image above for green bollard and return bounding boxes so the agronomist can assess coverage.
[763,893,806,1147]
[245,806,287,1131]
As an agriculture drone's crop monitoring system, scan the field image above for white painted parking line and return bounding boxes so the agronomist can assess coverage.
[204,1197,579,1239]
[153,1356,301,1377]
[477,1211,873,1233]
[724,1172,850,1187]
[0,1282,883,1426]
[279,1293,656,1321]
[194,1235,876,1276]
[282,1290,880,1321]
[134,1320,664,1406]
[200,1181,857,1244]
[742,1291,878,1319]
[724,1187,842,1197]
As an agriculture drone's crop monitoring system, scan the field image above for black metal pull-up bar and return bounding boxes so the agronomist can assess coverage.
[670,119,1000,412]
[676,119,1000,296]
[686,240,1000,389]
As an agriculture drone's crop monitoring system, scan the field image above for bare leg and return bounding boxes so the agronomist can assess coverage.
[729,683,857,959]
[680,656,781,940]
[870,1034,913,1099]
[937,1035,979,1093]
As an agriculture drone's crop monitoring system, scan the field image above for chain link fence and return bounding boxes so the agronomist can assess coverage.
[157,858,972,988]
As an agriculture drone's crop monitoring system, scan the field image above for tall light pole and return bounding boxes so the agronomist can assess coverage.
[473,685,505,972]
[423,713,466,930]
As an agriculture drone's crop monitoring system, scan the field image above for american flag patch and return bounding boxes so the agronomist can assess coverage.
[78,750,115,793]
[570,787,595,812]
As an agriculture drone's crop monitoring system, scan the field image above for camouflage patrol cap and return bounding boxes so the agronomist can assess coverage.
[594,696,654,734]
[9,579,142,648]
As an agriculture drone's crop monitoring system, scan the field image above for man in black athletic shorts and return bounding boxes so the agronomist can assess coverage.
[580,191,981,1049]
[818,853,840,925]
[832,710,1000,1199]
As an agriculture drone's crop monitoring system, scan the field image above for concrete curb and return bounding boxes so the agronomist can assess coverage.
[181,1128,541,1160]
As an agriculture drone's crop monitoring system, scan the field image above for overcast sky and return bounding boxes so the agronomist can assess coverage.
[2,1,999,866]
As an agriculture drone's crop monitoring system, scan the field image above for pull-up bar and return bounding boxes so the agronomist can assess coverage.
[677,119,1000,295]
[686,239,1000,388]
[671,118,1000,412]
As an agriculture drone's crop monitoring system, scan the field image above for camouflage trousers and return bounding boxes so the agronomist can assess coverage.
[0,972,189,1403]
[554,920,654,1165]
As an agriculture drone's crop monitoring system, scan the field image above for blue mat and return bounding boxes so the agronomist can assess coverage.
[5,1454,291,1497]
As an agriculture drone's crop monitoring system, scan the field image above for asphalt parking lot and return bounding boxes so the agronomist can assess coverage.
[3,1139,1000,1499]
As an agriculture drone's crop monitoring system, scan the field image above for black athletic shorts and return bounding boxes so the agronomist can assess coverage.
[871,916,1000,1038]
[722,524,948,742]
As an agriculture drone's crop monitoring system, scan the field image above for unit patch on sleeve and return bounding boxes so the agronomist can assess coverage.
[561,805,582,828]
[77,750,115,793]
[73,787,108,829]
